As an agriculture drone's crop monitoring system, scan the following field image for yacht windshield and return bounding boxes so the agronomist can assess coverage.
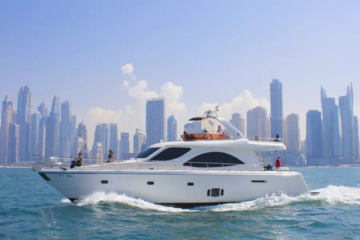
[136,147,161,159]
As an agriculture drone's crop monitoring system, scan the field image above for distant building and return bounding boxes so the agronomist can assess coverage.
[0,95,14,163]
[306,110,323,165]
[110,123,119,160]
[77,121,88,148]
[91,142,103,164]
[8,123,19,164]
[70,115,77,150]
[60,101,72,158]
[339,83,355,163]
[354,116,359,162]
[270,79,283,140]
[37,102,48,158]
[133,129,145,154]
[321,87,341,160]
[30,112,41,159]
[46,96,61,158]
[146,98,165,147]
[120,132,130,159]
[100,124,110,159]
[230,113,246,135]
[12,111,17,124]
[72,137,84,157]
[17,86,32,161]
[167,114,177,142]
[247,106,269,140]
[286,114,300,153]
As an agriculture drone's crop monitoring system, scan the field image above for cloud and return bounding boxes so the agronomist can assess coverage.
[121,63,134,75]
[198,90,270,120]
[123,81,129,87]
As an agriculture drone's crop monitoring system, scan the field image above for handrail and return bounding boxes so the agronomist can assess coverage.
[37,156,290,172]
[248,137,282,142]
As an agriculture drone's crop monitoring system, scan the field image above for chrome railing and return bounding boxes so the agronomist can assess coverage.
[35,156,289,172]
[248,137,282,142]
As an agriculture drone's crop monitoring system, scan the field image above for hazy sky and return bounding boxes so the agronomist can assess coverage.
[1,0,359,147]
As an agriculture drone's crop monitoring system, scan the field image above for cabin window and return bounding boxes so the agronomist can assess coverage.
[187,182,194,186]
[147,181,154,185]
[207,188,224,197]
[150,147,191,161]
[183,152,244,167]
[136,148,161,159]
[101,180,108,184]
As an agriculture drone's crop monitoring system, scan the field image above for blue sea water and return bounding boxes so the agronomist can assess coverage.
[0,168,360,240]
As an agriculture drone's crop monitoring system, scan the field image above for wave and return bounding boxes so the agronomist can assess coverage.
[202,185,360,212]
[60,185,360,212]
[74,191,196,213]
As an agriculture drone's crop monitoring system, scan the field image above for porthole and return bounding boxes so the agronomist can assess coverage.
[101,180,108,184]
[187,182,194,186]
[221,189,224,196]
[147,181,154,185]
[211,188,221,197]
[207,189,210,196]
[251,180,267,183]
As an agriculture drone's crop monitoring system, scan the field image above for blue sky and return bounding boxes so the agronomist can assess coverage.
[1,0,359,145]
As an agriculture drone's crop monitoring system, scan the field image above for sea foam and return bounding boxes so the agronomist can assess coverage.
[60,185,360,212]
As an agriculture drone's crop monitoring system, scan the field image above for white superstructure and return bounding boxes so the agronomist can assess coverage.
[38,109,311,208]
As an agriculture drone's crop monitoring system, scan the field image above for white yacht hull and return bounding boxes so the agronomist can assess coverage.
[39,170,309,207]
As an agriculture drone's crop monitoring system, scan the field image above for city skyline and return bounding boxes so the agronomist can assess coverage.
[0,81,359,164]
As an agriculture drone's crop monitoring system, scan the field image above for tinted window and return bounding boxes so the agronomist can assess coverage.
[183,152,244,167]
[150,147,191,161]
[136,148,160,159]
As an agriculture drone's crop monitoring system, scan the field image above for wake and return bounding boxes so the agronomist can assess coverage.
[60,185,360,213]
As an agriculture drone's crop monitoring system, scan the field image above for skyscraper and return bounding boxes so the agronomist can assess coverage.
[167,114,177,142]
[120,132,130,159]
[12,111,17,124]
[230,113,246,135]
[270,79,283,140]
[8,123,19,164]
[110,123,119,160]
[60,101,72,158]
[321,87,341,159]
[46,96,61,157]
[146,98,165,146]
[286,114,300,153]
[247,106,269,139]
[30,112,41,159]
[354,116,359,162]
[339,83,354,163]
[77,121,88,149]
[306,110,323,164]
[17,86,32,161]
[100,124,110,158]
[1,95,14,163]
[70,115,77,150]
[133,129,145,154]
[37,102,48,158]
[72,137,84,157]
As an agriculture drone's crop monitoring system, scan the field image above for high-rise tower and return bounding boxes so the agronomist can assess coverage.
[270,79,283,141]
[0,95,14,163]
[306,110,323,165]
[339,83,355,163]
[321,87,341,160]
[146,98,165,146]
[17,86,32,161]
[46,96,61,157]
[354,116,359,162]
[167,114,177,142]
[230,113,246,135]
[286,114,300,153]
[247,106,269,139]
[60,101,72,158]
[30,112,41,159]
[133,129,145,155]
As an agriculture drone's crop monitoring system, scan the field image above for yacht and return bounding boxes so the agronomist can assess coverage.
[38,108,314,208]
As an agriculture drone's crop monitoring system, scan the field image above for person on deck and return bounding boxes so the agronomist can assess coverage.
[217,125,224,135]
[107,149,115,162]
[274,134,280,142]
[275,157,281,172]
[70,152,83,169]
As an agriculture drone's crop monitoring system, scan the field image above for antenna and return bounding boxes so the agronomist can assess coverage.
[268,66,274,79]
